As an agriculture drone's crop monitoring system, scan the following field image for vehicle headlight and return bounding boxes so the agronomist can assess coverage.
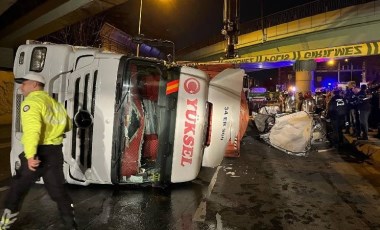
[30,47,47,72]
[19,52,25,65]
[15,160,21,170]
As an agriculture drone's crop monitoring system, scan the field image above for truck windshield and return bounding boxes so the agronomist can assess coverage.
[112,57,179,184]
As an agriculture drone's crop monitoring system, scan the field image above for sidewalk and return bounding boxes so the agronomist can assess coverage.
[344,131,380,163]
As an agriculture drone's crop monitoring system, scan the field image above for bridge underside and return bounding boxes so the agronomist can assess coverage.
[0,0,129,48]
[0,0,129,69]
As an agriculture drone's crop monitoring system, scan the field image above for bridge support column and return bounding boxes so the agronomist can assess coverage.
[293,60,316,93]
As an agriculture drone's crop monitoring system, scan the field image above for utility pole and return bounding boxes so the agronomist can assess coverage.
[260,0,266,42]
[221,0,240,59]
[337,61,340,83]
[362,61,366,82]
[136,0,143,57]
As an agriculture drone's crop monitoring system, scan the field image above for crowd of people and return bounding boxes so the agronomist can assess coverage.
[275,81,380,148]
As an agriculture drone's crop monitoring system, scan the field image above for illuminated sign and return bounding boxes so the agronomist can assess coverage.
[250,87,267,93]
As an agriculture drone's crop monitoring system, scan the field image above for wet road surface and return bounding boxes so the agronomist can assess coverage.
[0,174,212,230]
[196,130,380,229]
[1,124,380,229]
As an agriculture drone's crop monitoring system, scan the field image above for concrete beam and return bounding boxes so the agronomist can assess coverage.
[0,0,17,15]
[0,0,129,48]
[0,47,13,69]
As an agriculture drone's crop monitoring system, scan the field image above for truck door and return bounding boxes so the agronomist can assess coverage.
[111,58,180,185]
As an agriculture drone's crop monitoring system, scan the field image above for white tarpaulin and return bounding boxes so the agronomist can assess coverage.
[268,111,313,154]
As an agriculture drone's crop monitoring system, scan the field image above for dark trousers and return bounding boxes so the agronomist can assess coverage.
[331,117,344,146]
[345,108,354,133]
[353,108,361,137]
[5,145,74,217]
[359,109,371,138]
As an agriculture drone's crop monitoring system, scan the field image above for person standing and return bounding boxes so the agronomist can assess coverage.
[314,88,326,115]
[344,82,357,135]
[327,89,347,148]
[0,73,77,229]
[357,84,372,140]
[375,88,380,139]
[285,91,296,113]
[301,90,316,113]
[297,92,304,111]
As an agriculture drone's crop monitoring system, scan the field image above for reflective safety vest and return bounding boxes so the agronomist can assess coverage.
[21,90,71,159]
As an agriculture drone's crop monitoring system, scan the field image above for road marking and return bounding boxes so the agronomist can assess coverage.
[317,148,334,152]
[207,166,221,197]
[192,200,206,222]
[216,213,223,230]
[193,166,222,222]
[0,186,10,192]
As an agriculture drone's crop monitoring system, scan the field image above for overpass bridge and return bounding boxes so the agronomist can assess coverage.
[1,0,379,70]
[179,0,380,69]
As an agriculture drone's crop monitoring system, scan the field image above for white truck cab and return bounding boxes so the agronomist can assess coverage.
[11,42,244,186]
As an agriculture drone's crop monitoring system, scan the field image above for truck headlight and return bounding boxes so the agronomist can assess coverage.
[19,52,25,64]
[30,47,47,72]
[15,160,21,170]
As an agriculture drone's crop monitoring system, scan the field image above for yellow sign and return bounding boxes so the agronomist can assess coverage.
[181,41,380,66]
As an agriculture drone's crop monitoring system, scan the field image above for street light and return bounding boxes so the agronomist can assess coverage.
[344,58,354,81]
[327,58,341,83]
[136,0,143,57]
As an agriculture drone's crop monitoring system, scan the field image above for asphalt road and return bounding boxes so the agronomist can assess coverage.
[1,124,380,229]
[197,130,380,229]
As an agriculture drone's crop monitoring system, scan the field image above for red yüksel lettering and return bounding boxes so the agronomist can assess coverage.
[181,99,198,166]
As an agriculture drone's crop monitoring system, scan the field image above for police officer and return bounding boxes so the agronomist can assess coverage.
[344,82,356,135]
[357,84,372,140]
[0,73,77,229]
[327,88,347,148]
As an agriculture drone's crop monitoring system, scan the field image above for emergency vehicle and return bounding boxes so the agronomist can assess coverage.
[10,41,244,186]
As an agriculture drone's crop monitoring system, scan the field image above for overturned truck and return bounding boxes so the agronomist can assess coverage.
[11,42,244,186]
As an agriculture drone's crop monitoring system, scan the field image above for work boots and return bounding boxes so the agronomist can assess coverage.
[357,132,369,140]
[0,209,19,230]
[344,122,350,134]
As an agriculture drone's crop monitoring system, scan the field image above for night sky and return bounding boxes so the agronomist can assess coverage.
[106,0,318,51]
[240,0,316,23]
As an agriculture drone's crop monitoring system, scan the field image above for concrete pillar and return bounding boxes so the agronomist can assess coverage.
[293,60,316,93]
[0,47,14,69]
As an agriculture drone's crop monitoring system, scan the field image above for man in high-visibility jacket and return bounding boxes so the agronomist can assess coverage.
[0,73,77,230]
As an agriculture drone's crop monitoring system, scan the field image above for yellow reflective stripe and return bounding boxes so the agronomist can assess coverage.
[21,100,42,158]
